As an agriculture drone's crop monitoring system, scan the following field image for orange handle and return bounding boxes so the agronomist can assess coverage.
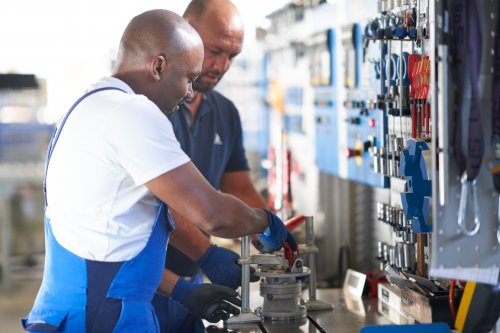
[285,215,306,231]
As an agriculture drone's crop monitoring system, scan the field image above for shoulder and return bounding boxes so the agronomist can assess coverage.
[98,93,174,146]
[114,94,169,127]
[207,90,241,123]
[207,90,237,111]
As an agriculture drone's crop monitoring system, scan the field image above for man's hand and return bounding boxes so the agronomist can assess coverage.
[170,278,242,323]
[197,244,259,289]
[252,210,297,253]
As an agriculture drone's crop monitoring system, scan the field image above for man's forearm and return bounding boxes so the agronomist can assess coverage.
[169,208,212,261]
[220,171,267,209]
[157,269,181,296]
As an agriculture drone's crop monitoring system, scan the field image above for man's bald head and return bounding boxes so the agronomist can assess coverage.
[184,0,243,34]
[182,0,244,92]
[112,9,203,114]
[117,9,201,66]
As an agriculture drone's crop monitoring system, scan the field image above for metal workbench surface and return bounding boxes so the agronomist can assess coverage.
[205,288,392,333]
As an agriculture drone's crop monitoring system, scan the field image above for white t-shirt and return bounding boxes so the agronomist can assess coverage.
[45,77,190,261]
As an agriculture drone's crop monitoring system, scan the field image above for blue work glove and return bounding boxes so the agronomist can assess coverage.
[252,210,297,253]
[171,278,241,323]
[197,244,259,290]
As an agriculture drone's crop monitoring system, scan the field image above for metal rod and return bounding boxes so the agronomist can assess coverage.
[399,41,404,138]
[241,236,251,312]
[387,41,392,98]
[416,233,426,277]
[305,216,318,300]
[380,40,385,97]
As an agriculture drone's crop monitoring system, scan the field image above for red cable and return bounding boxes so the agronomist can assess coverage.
[449,279,457,321]
[285,215,306,231]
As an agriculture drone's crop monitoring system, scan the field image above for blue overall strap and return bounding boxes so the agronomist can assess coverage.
[450,0,467,174]
[450,0,484,179]
[491,1,500,245]
[465,0,484,182]
[452,0,485,237]
[43,86,126,206]
[492,1,500,191]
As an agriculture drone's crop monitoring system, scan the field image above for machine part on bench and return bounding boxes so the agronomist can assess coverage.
[259,275,308,322]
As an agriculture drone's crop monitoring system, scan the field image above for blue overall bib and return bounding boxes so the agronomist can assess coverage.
[22,87,175,333]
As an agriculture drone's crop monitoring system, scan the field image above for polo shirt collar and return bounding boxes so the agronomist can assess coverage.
[197,93,213,118]
[180,92,214,127]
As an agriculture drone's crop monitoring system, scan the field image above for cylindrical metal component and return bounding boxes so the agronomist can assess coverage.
[416,234,426,276]
[378,241,384,259]
[397,242,406,269]
[399,210,405,228]
[260,277,306,321]
[383,243,390,262]
[305,216,317,301]
[241,236,251,312]
[305,216,314,246]
[409,231,417,244]
[380,40,385,96]
[392,139,399,178]
[402,243,413,271]
[386,42,392,93]
[373,147,381,174]
[380,147,387,175]
[379,203,385,222]
[389,245,396,266]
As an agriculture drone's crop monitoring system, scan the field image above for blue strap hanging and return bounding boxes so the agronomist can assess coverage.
[451,0,484,236]
[43,87,126,207]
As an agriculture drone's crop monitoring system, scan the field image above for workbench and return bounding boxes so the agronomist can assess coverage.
[206,288,392,332]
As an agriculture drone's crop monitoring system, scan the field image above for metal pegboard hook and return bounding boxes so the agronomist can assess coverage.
[458,172,480,236]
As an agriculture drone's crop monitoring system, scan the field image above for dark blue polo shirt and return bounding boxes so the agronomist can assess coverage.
[171,90,249,188]
[166,90,250,277]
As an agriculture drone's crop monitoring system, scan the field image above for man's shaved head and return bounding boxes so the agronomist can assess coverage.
[182,0,244,92]
[184,0,243,34]
[117,9,201,66]
[112,9,203,114]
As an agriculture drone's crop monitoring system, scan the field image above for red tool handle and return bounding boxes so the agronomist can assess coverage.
[425,103,431,135]
[411,104,417,139]
[285,215,305,231]
[283,243,294,268]
[283,215,304,264]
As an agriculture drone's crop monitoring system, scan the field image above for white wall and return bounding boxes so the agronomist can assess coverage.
[0,0,288,122]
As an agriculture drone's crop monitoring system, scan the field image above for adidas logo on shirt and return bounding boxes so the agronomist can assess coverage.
[214,133,223,145]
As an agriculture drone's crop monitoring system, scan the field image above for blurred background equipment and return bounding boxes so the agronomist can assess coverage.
[1,0,500,332]
[0,73,53,291]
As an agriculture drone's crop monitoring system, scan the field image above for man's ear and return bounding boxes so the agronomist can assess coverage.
[151,55,167,81]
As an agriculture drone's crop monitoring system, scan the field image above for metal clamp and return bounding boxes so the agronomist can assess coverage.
[458,173,480,236]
